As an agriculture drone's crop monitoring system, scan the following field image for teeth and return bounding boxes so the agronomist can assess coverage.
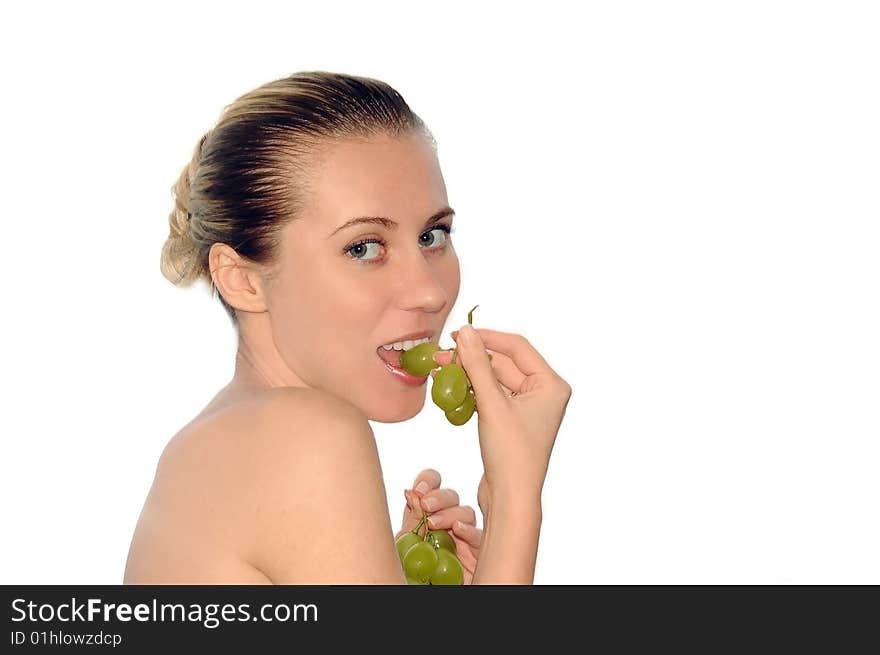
[381,336,430,351]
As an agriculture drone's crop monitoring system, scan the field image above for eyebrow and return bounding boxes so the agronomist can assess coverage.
[327,206,455,238]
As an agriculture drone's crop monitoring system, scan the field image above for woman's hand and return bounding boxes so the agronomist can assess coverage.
[434,326,572,513]
[396,468,482,584]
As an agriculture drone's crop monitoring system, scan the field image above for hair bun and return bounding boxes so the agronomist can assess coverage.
[160,204,201,286]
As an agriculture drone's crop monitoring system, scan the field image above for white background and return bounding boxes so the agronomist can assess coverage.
[1,1,877,584]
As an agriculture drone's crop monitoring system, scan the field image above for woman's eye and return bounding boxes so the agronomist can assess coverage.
[419,226,450,249]
[344,226,451,263]
[346,240,383,261]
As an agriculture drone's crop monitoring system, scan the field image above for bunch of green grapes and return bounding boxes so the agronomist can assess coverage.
[400,304,481,426]
[395,511,464,585]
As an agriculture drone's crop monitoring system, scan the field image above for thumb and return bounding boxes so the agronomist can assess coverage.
[454,325,504,408]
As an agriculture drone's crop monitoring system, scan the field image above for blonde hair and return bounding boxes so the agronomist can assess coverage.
[160,70,433,326]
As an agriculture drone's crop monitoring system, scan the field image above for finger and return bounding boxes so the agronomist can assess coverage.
[453,325,507,408]
[399,489,424,535]
[432,349,453,367]
[451,520,483,550]
[411,469,441,495]
[433,348,493,366]
[451,328,556,378]
[453,537,478,580]
[401,470,442,533]
[426,505,477,530]
[419,488,460,513]
[403,489,422,515]
[485,349,527,395]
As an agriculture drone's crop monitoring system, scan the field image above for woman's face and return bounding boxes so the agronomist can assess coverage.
[263,132,460,422]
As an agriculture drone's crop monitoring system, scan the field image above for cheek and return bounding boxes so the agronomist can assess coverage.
[443,250,462,297]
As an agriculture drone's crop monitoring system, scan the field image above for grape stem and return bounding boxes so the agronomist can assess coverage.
[467,304,479,324]
[411,512,428,538]
[450,304,479,365]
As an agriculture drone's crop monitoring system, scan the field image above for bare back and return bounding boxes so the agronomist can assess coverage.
[123,385,402,584]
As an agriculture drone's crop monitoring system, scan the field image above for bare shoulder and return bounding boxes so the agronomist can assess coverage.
[124,387,394,584]
[213,386,382,492]
[127,387,402,584]
[157,387,373,482]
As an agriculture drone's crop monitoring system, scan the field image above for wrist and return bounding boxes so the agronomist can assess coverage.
[483,486,543,520]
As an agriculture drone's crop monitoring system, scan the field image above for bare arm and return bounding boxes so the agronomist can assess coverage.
[438,324,573,585]
[472,492,543,585]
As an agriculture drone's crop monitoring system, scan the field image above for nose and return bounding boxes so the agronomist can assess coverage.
[393,247,449,313]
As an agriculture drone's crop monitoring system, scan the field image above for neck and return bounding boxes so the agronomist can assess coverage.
[231,311,308,390]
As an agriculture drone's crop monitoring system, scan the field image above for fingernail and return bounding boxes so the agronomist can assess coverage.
[415,481,430,494]
[459,325,475,344]
[428,515,441,528]
[422,497,437,511]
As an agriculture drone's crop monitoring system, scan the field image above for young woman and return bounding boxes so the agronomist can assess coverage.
[123,71,572,584]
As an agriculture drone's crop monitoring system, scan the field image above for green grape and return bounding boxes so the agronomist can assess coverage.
[400,342,441,377]
[444,388,476,426]
[425,529,457,553]
[427,303,483,426]
[431,549,464,585]
[406,575,427,585]
[395,532,422,561]
[402,542,439,584]
[431,363,469,411]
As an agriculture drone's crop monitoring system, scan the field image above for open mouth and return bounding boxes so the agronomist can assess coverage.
[375,333,435,370]
[376,346,405,369]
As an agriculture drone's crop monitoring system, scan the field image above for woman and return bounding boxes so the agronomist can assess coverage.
[123,71,572,584]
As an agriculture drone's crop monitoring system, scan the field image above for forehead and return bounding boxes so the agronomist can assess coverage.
[305,133,447,224]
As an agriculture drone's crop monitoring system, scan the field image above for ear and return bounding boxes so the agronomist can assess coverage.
[208,243,269,313]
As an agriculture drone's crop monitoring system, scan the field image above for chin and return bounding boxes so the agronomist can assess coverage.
[367,396,426,424]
